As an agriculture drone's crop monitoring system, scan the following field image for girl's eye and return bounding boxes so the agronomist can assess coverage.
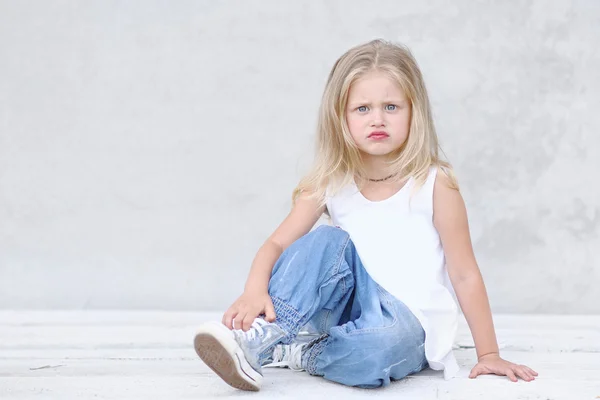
[357,106,368,112]
[385,104,397,111]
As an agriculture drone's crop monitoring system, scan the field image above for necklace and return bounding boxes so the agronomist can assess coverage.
[367,173,397,182]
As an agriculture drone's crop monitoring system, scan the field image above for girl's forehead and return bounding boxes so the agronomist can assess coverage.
[348,73,406,101]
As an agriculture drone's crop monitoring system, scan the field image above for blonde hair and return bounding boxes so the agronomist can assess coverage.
[293,39,458,207]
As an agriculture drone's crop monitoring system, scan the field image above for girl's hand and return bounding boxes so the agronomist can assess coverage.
[469,353,538,382]
[222,291,276,332]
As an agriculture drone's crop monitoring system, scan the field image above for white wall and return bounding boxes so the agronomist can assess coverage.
[1,1,599,313]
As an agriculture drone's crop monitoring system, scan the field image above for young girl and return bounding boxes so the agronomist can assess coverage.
[193,39,538,391]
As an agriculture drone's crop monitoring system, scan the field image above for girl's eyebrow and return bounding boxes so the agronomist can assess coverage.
[348,99,407,107]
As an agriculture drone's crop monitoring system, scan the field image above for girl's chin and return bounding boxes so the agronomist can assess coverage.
[358,147,400,158]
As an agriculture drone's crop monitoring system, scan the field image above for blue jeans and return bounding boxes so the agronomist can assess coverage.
[267,225,428,388]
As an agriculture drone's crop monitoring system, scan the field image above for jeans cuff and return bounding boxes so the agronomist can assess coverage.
[303,335,328,375]
[271,296,303,344]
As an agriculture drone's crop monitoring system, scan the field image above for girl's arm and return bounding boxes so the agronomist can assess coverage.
[433,169,538,382]
[222,192,324,331]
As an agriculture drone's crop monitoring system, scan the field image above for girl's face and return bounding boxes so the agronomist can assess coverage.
[345,70,411,158]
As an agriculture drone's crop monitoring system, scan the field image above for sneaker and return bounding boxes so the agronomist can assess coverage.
[263,342,306,371]
[263,331,324,371]
[193,318,285,391]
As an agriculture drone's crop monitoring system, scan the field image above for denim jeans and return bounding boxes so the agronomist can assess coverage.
[267,225,428,388]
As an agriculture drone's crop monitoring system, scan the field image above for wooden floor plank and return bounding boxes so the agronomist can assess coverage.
[0,311,598,399]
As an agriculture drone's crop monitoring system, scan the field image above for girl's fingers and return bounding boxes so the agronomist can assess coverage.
[526,367,539,376]
[222,309,237,329]
[517,367,533,381]
[264,301,277,322]
[471,361,537,382]
[243,311,260,331]
[526,368,536,380]
[233,311,247,331]
[516,365,536,381]
[469,365,484,379]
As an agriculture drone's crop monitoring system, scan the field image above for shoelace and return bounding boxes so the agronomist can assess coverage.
[232,318,269,341]
[264,343,305,371]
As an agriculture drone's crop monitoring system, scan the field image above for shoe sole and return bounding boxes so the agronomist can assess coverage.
[193,322,262,391]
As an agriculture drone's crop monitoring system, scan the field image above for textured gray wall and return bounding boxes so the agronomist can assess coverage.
[1,1,598,313]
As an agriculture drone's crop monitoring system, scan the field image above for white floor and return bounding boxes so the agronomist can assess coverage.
[0,311,599,399]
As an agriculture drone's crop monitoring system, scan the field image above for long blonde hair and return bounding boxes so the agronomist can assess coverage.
[293,39,458,207]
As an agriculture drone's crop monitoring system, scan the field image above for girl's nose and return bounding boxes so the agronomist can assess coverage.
[371,109,385,127]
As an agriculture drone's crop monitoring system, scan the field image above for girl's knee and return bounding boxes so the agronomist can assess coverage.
[287,225,351,263]
[269,226,353,299]
[308,225,349,243]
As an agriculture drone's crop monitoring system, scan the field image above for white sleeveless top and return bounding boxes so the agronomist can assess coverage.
[325,166,460,380]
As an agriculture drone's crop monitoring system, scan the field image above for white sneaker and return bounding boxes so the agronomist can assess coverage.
[263,342,306,371]
[194,318,285,391]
